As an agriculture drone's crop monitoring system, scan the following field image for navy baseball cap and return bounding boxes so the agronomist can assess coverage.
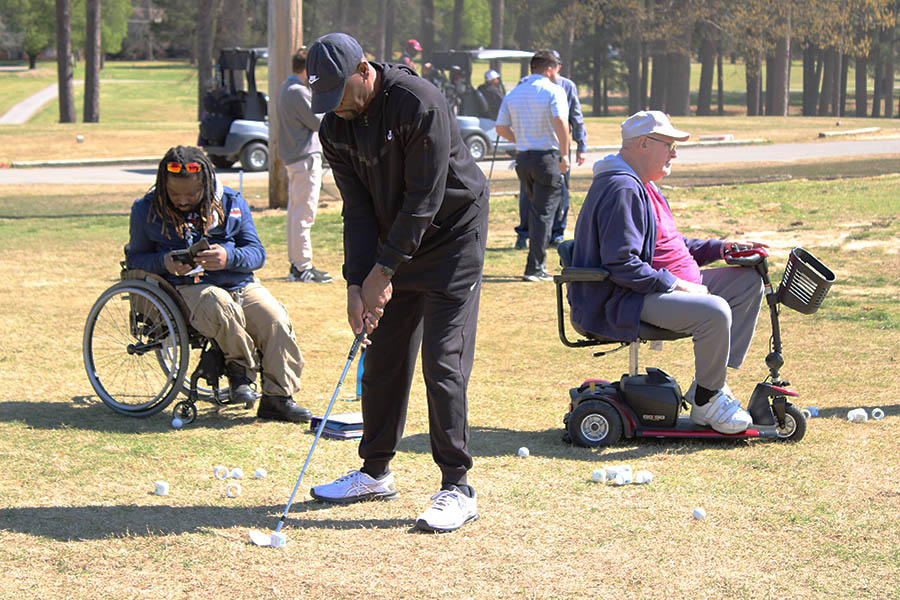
[307,33,364,113]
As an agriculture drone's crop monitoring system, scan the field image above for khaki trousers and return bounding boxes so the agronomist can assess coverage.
[285,155,323,271]
[176,281,304,397]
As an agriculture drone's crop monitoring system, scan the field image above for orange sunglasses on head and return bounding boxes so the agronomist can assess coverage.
[166,161,202,174]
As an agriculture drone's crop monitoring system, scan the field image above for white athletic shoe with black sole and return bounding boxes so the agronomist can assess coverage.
[415,489,478,533]
[310,470,397,504]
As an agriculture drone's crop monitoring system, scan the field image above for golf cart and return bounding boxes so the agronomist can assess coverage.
[431,49,533,161]
[199,47,270,172]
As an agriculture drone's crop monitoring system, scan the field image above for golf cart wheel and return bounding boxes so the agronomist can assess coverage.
[567,400,622,447]
[209,155,234,169]
[173,401,198,424]
[239,141,268,172]
[775,402,807,442]
[465,134,488,161]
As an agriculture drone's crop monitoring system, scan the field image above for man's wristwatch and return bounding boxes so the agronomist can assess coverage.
[375,263,395,279]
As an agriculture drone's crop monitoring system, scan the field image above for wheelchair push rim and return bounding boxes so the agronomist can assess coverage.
[83,280,190,417]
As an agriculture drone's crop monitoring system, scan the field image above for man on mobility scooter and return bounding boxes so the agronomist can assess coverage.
[126,145,311,423]
[569,111,767,435]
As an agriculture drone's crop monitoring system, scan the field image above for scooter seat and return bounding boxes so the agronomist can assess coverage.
[570,319,690,344]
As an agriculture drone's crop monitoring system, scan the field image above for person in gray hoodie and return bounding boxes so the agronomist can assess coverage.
[570,111,767,435]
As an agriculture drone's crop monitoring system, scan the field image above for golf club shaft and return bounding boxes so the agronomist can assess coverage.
[487,131,500,185]
[275,332,366,532]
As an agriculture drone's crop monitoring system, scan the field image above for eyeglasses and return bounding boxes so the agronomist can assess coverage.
[646,136,677,153]
[166,161,202,174]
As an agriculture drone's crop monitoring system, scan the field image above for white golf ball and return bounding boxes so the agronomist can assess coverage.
[230,467,244,480]
[226,482,242,498]
[76,134,84,143]
[213,465,229,480]
[591,469,606,483]
[270,531,286,547]
[154,481,169,496]
[612,473,626,486]
[693,507,706,520]
[517,447,529,458]
[634,470,653,484]
[872,408,885,420]
[171,417,183,429]
[254,467,267,479]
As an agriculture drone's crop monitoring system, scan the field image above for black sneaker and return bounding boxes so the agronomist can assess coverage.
[514,235,528,250]
[549,237,564,248]
[257,395,312,423]
[226,363,257,409]
[289,265,333,283]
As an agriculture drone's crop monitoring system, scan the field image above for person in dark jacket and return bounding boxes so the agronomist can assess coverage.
[570,111,766,434]
[304,33,488,534]
[127,145,311,423]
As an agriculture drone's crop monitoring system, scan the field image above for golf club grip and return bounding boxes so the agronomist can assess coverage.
[347,332,366,361]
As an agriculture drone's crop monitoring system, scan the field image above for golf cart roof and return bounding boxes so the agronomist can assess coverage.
[431,48,534,74]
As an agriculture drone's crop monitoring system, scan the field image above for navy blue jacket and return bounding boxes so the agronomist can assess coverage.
[126,181,265,291]
[570,153,724,341]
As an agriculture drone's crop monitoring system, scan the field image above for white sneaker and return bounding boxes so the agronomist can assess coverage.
[415,488,479,533]
[310,470,397,504]
[689,384,752,434]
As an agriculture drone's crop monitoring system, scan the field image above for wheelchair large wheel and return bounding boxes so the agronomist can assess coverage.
[83,280,190,417]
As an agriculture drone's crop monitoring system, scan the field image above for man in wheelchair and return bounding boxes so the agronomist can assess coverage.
[569,111,766,434]
[125,145,311,423]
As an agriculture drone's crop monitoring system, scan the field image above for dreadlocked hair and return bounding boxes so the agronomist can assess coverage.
[149,145,225,240]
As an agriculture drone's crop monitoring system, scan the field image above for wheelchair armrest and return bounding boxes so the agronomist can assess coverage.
[555,266,610,284]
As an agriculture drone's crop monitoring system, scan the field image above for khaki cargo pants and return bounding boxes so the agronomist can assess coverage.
[177,281,304,397]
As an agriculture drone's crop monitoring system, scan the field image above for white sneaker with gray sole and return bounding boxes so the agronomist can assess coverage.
[310,470,397,504]
[415,489,479,533]
[688,383,752,434]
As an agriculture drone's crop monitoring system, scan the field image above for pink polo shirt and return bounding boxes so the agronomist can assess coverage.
[646,183,702,284]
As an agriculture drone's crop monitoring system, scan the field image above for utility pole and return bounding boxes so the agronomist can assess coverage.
[268,0,302,209]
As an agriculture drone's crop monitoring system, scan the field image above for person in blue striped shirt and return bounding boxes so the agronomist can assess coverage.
[495,50,570,281]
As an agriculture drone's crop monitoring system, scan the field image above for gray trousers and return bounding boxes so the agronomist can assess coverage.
[639,266,764,391]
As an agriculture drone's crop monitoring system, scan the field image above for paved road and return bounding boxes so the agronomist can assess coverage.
[2,138,899,185]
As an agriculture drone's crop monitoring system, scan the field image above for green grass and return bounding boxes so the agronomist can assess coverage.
[1,170,900,598]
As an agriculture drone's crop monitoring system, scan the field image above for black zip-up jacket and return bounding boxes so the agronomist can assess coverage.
[320,62,489,287]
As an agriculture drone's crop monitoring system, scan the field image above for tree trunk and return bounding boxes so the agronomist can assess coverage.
[84,0,101,123]
[55,0,76,123]
[385,0,395,61]
[697,30,715,116]
[832,49,843,117]
[450,0,464,51]
[771,18,791,117]
[818,49,834,115]
[802,45,817,116]
[649,48,666,110]
[197,0,217,121]
[873,43,883,117]
[218,0,246,49]
[666,50,690,115]
[640,44,649,110]
[885,27,895,117]
[267,0,301,209]
[855,56,868,116]
[377,0,388,60]
[515,2,532,79]
[421,0,435,61]
[593,20,603,117]
[559,0,576,78]
[490,0,505,54]
[839,52,849,116]
[625,38,641,114]
[716,41,724,115]
[745,51,761,116]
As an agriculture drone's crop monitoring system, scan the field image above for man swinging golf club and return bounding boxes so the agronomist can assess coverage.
[305,33,489,533]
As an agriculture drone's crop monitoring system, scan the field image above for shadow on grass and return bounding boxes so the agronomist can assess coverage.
[398,425,757,462]
[0,400,258,433]
[0,502,414,541]
[808,405,900,420]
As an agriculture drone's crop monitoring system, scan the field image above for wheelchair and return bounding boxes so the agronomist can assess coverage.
[553,240,835,447]
[82,262,251,425]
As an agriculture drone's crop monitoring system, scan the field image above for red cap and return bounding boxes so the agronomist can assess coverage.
[407,39,422,51]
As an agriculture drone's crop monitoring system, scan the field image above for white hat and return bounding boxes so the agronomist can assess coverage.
[620,110,690,141]
[484,69,500,82]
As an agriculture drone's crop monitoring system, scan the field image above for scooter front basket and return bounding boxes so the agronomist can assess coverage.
[776,247,835,314]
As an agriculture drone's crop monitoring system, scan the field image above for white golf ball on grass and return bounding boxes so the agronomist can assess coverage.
[254,467,267,479]
[517,447,529,458]
[171,417,183,429]
[692,507,706,520]
[591,469,606,483]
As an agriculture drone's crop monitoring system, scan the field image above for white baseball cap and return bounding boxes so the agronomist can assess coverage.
[621,110,690,141]
[484,69,500,81]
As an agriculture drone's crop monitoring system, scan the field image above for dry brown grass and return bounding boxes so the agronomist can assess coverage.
[1,173,899,600]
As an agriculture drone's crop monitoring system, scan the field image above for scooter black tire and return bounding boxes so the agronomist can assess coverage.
[567,399,623,447]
